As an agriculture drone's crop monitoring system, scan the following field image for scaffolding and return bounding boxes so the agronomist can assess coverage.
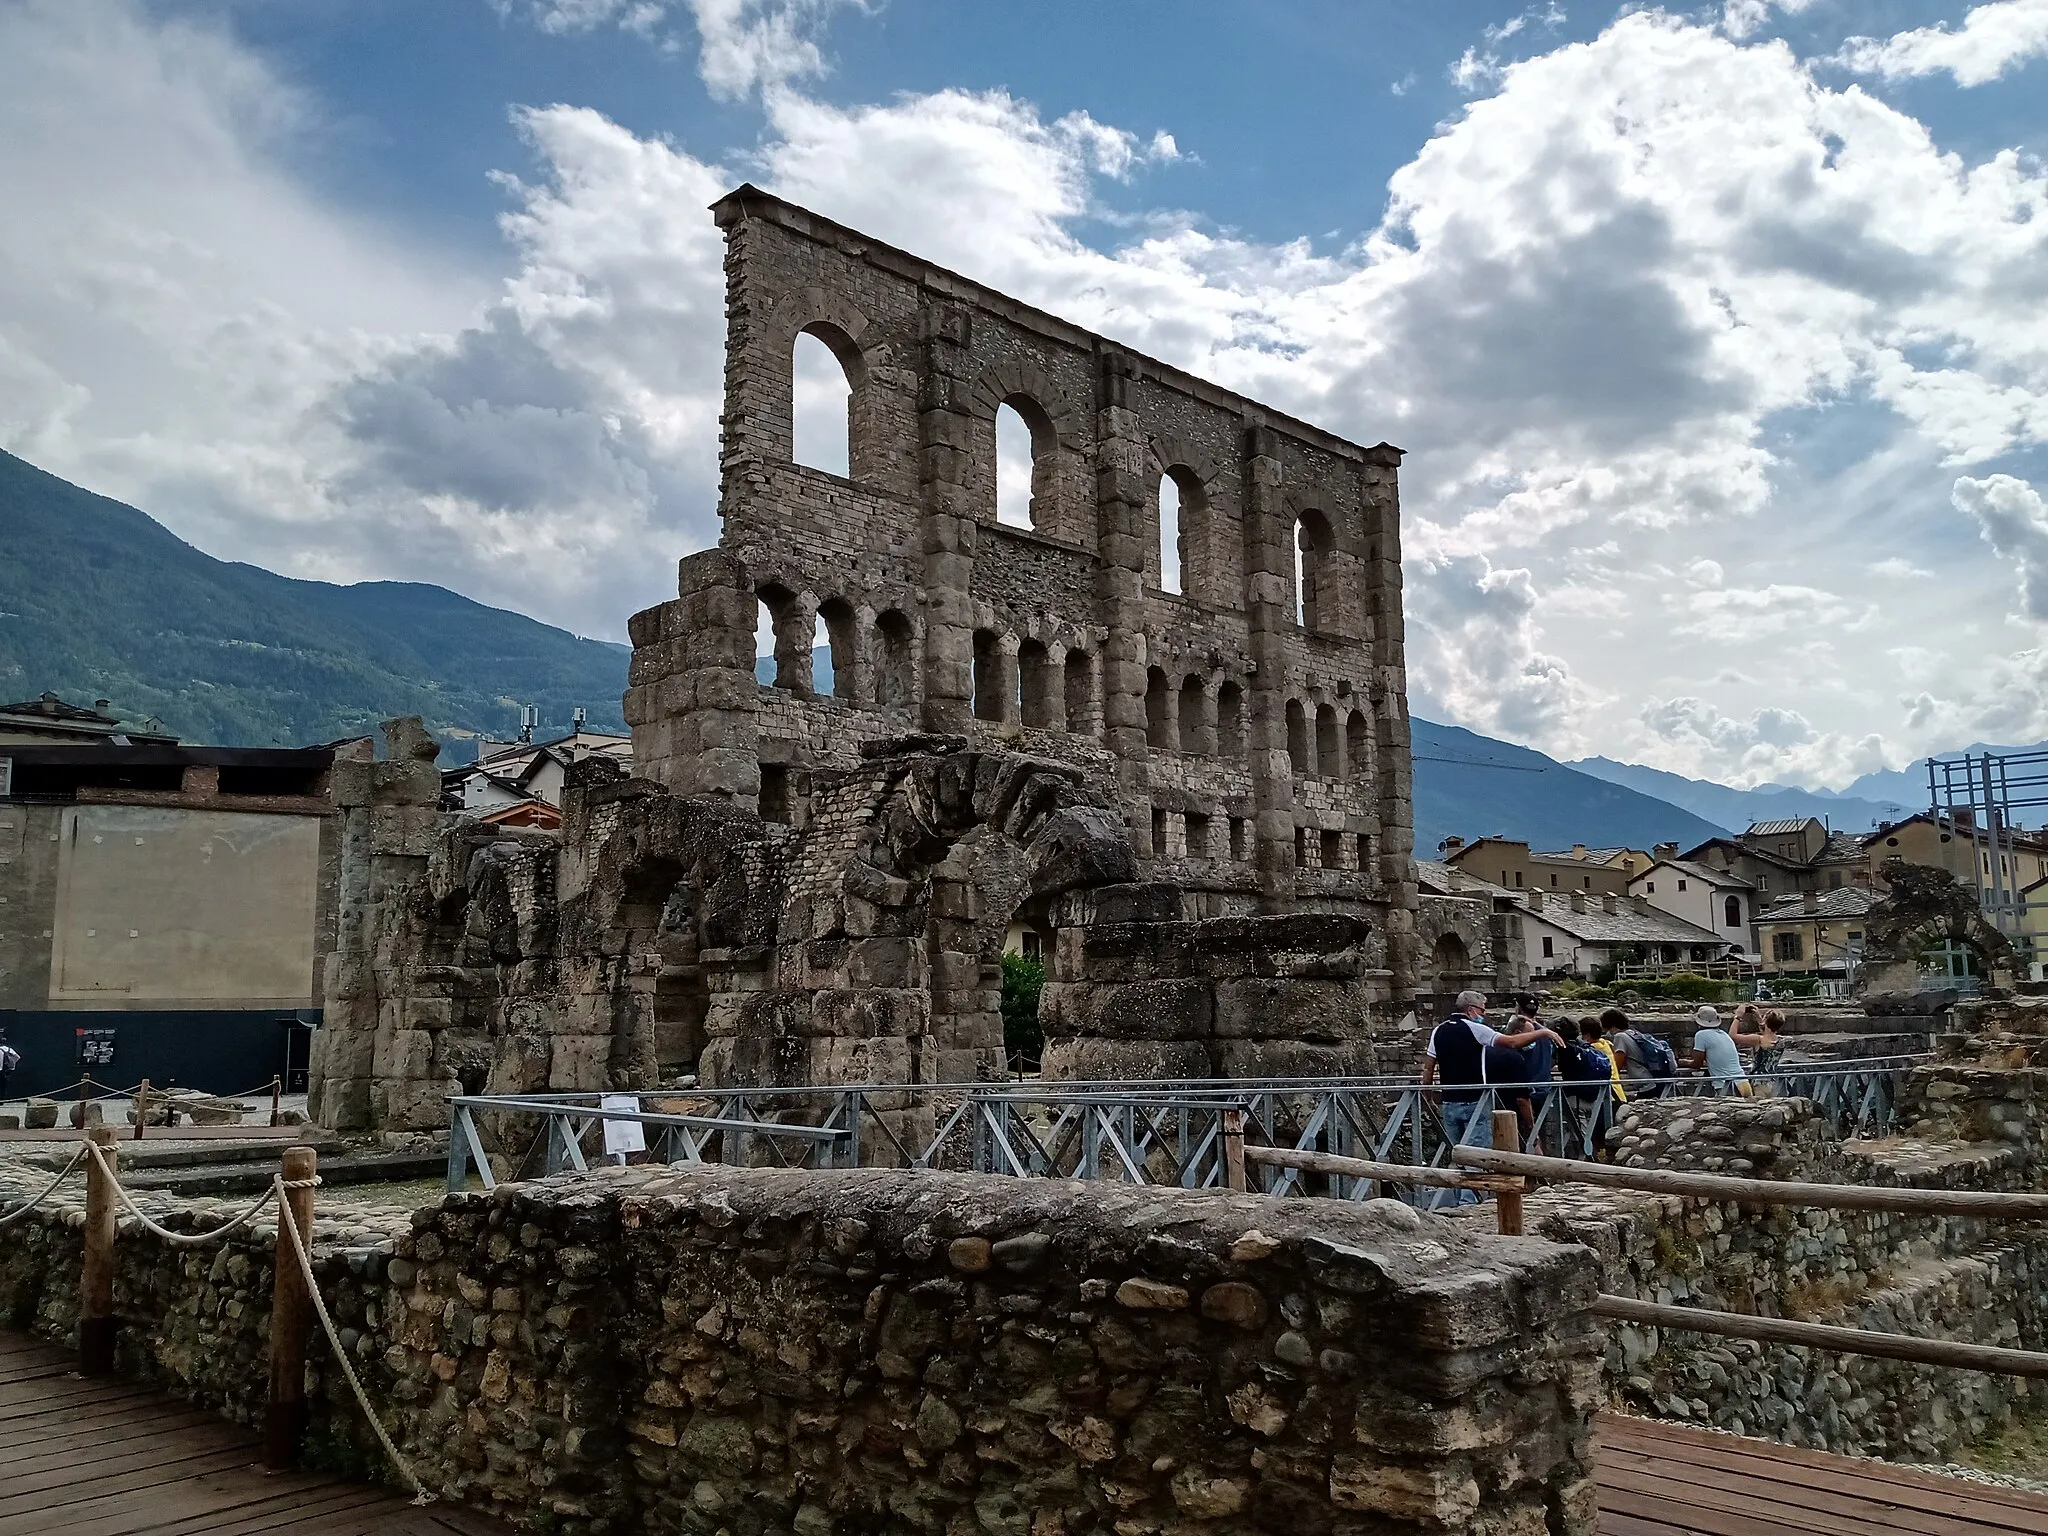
[1927,746,2048,974]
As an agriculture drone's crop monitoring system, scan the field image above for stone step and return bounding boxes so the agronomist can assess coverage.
[1780,1031,1932,1062]
[117,1150,444,1198]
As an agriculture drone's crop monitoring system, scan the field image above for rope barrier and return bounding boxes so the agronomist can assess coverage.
[80,1139,280,1248]
[272,1176,434,1505]
[0,1145,86,1228]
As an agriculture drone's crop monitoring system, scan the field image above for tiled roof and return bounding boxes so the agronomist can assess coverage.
[1637,859,1751,890]
[1745,817,1822,836]
[1755,887,1879,922]
[1416,861,1515,900]
[0,695,112,722]
[1531,846,1630,864]
[1818,831,1872,861]
[1521,898,1734,947]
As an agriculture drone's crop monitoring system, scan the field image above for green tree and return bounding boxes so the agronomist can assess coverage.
[1000,952,1046,1071]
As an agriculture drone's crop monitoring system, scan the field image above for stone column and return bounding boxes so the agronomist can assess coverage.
[1040,645,1069,733]
[995,634,1022,730]
[1095,349,1155,854]
[624,548,761,808]
[1363,444,1417,997]
[919,304,978,733]
[1243,423,1298,910]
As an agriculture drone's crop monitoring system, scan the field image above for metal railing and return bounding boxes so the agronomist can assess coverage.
[445,1060,1920,1207]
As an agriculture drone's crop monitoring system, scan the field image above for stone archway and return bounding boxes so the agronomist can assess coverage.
[1857,858,2018,996]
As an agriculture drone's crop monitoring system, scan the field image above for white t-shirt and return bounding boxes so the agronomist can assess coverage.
[1424,1015,1501,1058]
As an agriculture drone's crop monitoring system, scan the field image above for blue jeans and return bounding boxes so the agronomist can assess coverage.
[1438,1099,1485,1206]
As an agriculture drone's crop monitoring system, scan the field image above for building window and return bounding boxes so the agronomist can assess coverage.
[1356,833,1372,873]
[1541,936,1554,959]
[1646,882,1655,894]
[760,764,793,825]
[1677,879,1687,892]
[1021,930,1042,961]
[1772,932,1804,963]
[1756,874,1769,893]
[1186,813,1211,860]
[1583,876,1592,889]
[1229,817,1248,861]
[1151,806,1168,854]
[1321,829,1342,870]
[1724,894,1742,928]
[1550,874,1558,888]
[1829,870,1842,889]
[1847,930,1863,946]
[1514,871,1524,888]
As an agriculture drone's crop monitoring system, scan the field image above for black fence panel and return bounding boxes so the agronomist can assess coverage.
[0,1009,318,1100]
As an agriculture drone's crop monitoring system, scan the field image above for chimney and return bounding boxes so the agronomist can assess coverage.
[1570,890,1587,914]
[1802,890,1820,914]
[1654,842,1678,860]
[1527,889,1544,911]
[1572,844,1588,860]
[1440,835,1465,853]
[94,699,111,715]
[1447,869,1465,894]
[1601,893,1618,915]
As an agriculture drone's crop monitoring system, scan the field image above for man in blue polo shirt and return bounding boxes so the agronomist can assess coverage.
[1421,989,1568,1148]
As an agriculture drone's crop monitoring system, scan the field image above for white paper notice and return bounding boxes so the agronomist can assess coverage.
[600,1094,646,1157]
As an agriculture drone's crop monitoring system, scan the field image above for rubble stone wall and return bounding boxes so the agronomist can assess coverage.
[0,1161,1604,1536]
[1512,1095,2048,1461]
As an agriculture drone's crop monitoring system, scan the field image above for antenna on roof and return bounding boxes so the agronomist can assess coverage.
[572,706,586,731]
[518,705,536,745]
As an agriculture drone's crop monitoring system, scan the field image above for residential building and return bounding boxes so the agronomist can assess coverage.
[1628,858,1756,952]
[0,738,350,1097]
[1751,887,1879,979]
[442,726,632,817]
[0,693,178,748]
[1439,836,1650,898]
[1516,888,1741,980]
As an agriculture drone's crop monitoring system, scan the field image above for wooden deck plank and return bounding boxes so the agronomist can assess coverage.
[1597,1461,1988,1536]
[1602,1416,2048,1528]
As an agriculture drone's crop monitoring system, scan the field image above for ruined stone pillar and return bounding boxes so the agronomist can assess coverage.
[994,634,1022,730]
[927,860,1005,1083]
[1363,445,1418,996]
[1243,423,1299,909]
[308,718,443,1132]
[1040,645,1069,733]
[1093,349,1155,855]
[624,549,760,808]
[918,303,978,733]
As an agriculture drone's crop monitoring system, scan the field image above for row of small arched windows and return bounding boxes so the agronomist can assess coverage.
[793,329,1335,628]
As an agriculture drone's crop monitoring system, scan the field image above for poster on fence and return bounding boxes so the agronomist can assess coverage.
[75,1028,116,1069]
[599,1093,645,1159]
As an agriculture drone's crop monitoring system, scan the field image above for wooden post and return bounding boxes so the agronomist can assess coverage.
[269,1075,282,1128]
[1221,1109,1247,1193]
[80,1125,119,1375]
[1491,1110,1524,1237]
[133,1079,150,1141]
[265,1145,318,1469]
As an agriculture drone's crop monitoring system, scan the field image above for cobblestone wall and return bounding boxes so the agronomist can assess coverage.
[1510,1095,2048,1461]
[0,1160,1603,1536]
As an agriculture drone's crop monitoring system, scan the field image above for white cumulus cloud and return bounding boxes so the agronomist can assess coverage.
[1835,0,2048,87]
[1953,474,2048,621]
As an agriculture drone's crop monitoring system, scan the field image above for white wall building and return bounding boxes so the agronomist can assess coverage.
[1628,858,1756,955]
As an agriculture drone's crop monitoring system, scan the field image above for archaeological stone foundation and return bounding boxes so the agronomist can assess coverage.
[310,186,1419,1131]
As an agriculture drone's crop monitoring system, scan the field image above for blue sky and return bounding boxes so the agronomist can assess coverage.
[3,0,2047,789]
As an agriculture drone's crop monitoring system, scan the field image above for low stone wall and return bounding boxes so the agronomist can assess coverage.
[0,1159,1603,1535]
[1507,1097,2048,1461]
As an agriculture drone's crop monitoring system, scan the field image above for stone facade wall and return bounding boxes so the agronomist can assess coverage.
[0,1159,1604,1536]
[646,185,1417,1002]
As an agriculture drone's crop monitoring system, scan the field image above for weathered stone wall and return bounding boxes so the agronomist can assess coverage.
[1506,1095,2048,1461]
[0,1159,1604,1536]
[686,185,1418,1000]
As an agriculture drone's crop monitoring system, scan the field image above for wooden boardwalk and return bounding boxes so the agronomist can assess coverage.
[6,1329,2047,1533]
[0,1332,505,1535]
[1599,1413,2048,1536]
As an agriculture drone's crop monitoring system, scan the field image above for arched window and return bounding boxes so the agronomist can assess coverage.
[875,610,914,715]
[1286,700,1311,777]
[1178,676,1208,755]
[995,397,1057,531]
[1158,473,1184,595]
[791,328,853,476]
[1064,649,1095,737]
[757,584,808,694]
[816,597,856,701]
[1316,704,1340,779]
[972,630,1005,721]
[1432,931,1471,978]
[1215,681,1244,759]
[1346,710,1370,781]
[1293,509,1333,630]
[1145,668,1173,749]
[1018,639,1055,728]
[1724,894,1743,929]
